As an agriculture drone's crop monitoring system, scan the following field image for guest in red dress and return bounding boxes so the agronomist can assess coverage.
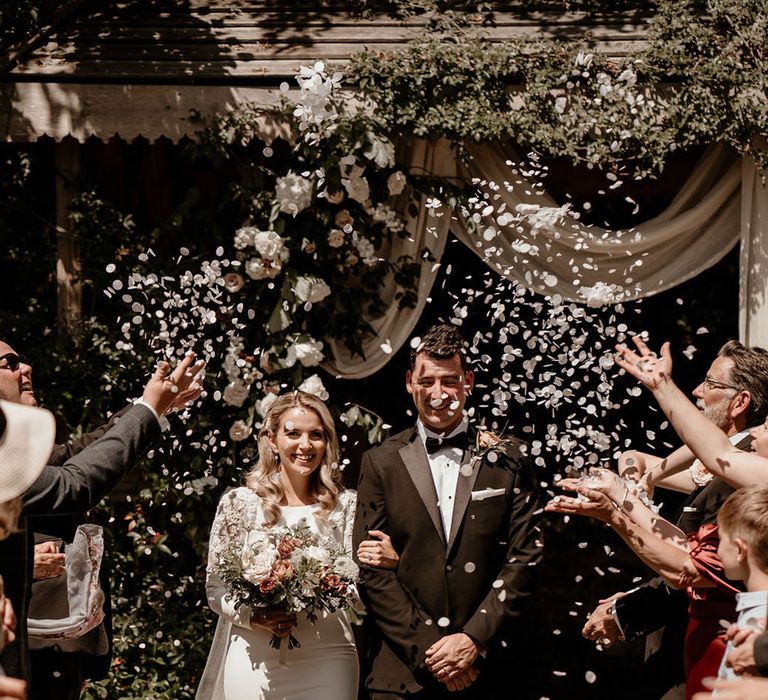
[685,523,740,696]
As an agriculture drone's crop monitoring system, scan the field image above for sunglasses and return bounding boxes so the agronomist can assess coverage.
[0,353,28,371]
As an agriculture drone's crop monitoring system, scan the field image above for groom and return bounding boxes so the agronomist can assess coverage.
[353,324,542,698]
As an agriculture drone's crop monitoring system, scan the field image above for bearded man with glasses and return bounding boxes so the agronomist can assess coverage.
[579,340,768,700]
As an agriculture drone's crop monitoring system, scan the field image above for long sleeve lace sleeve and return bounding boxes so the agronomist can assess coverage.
[342,489,357,555]
[205,489,254,630]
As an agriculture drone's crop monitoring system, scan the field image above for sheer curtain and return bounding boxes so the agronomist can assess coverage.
[324,140,765,378]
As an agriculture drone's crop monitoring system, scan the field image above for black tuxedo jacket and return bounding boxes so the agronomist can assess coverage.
[353,425,542,695]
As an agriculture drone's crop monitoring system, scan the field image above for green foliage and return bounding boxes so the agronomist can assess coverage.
[351,0,768,176]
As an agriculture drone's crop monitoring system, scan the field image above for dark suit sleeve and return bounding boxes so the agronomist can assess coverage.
[22,404,160,515]
[755,632,768,676]
[613,577,687,641]
[48,405,132,465]
[463,453,543,648]
[353,452,442,673]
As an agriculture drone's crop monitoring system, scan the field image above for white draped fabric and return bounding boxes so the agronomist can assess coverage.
[324,139,766,379]
[740,157,768,350]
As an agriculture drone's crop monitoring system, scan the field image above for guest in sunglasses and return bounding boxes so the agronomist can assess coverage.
[0,339,205,697]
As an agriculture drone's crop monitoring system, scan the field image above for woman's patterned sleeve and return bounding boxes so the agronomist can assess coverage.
[205,489,254,629]
[342,489,357,554]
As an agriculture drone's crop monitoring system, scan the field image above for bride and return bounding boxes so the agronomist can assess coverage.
[196,390,394,700]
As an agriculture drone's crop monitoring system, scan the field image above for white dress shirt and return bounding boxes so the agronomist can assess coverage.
[417,418,469,538]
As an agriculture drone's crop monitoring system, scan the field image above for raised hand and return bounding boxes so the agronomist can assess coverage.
[545,479,617,523]
[141,352,206,416]
[614,335,673,392]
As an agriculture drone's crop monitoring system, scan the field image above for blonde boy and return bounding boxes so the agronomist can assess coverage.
[716,486,768,680]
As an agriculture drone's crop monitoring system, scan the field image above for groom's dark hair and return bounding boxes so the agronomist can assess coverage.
[409,323,469,371]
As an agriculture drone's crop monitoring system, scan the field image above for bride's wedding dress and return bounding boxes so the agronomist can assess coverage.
[195,488,359,700]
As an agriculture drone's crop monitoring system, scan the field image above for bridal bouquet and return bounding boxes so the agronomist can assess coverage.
[217,521,360,663]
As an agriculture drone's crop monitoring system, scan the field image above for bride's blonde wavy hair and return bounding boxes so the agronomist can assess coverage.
[244,391,343,527]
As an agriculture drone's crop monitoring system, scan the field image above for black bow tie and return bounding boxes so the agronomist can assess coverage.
[424,432,469,455]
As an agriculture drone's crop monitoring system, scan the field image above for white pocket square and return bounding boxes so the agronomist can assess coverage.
[471,487,506,502]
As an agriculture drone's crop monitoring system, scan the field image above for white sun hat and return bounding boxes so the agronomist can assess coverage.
[0,398,55,502]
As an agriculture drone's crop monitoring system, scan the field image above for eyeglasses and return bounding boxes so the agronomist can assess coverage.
[702,375,741,392]
[0,354,28,372]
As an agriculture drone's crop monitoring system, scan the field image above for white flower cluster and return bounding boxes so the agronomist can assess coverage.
[298,374,329,401]
[369,202,404,233]
[286,61,343,135]
[351,232,379,266]
[235,227,290,280]
[275,172,314,217]
[284,336,325,368]
[340,156,371,204]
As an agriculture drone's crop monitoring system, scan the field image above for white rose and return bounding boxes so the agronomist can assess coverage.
[294,338,325,367]
[252,230,287,260]
[229,420,252,442]
[327,229,345,248]
[299,374,329,401]
[275,171,313,216]
[233,226,256,250]
[223,381,249,407]
[241,544,278,584]
[364,135,395,168]
[255,392,279,417]
[334,555,359,580]
[343,175,370,204]
[245,257,282,280]
[302,545,332,567]
[294,276,331,304]
[387,171,406,196]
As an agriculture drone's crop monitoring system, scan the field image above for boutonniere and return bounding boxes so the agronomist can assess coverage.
[463,430,513,475]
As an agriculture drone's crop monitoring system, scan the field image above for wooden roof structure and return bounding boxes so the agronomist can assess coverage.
[1,0,655,143]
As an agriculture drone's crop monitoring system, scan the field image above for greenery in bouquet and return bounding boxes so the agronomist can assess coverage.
[215,520,361,652]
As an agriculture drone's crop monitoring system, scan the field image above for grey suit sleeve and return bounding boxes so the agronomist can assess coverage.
[47,404,132,465]
[22,404,160,515]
